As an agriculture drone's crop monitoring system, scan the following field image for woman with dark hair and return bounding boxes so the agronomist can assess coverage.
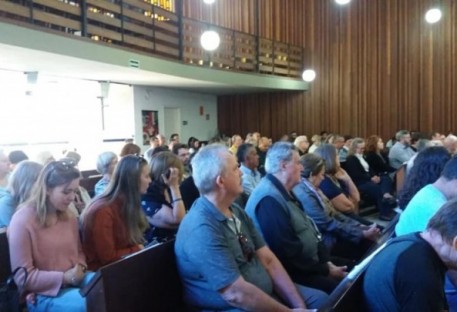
[365,135,395,176]
[81,155,150,270]
[142,151,186,244]
[188,137,200,154]
[9,159,92,311]
[293,154,379,261]
[398,146,450,210]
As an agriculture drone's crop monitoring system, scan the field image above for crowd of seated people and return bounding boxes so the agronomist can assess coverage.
[1,128,456,311]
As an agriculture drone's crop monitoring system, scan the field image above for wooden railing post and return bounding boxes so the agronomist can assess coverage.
[27,0,34,24]
[176,0,183,61]
[80,0,87,37]
[119,0,124,43]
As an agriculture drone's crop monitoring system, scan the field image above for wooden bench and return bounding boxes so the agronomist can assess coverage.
[81,240,186,312]
[317,213,400,311]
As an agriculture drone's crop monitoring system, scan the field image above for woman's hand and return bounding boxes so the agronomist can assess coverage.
[161,167,180,187]
[63,263,86,287]
[335,168,350,182]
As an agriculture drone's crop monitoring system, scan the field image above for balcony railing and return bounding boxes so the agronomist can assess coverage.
[0,0,304,79]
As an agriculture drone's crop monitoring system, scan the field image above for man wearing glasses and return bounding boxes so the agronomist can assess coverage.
[175,144,327,311]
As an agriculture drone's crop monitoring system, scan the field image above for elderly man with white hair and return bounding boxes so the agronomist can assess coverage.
[246,142,349,294]
[444,134,457,155]
[175,144,327,311]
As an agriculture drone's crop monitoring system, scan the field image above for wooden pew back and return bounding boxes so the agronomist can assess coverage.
[0,230,11,283]
[82,240,185,312]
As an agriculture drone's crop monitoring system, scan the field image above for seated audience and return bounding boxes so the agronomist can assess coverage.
[236,143,261,197]
[395,155,457,308]
[0,161,42,228]
[179,153,200,210]
[8,160,93,311]
[35,151,55,166]
[119,142,141,157]
[396,155,457,236]
[405,138,432,174]
[175,144,328,311]
[293,154,378,261]
[388,130,416,169]
[142,152,186,244]
[345,138,396,221]
[229,134,243,155]
[246,142,349,294]
[0,149,11,188]
[8,150,28,171]
[172,143,191,179]
[444,134,457,155]
[59,155,91,217]
[308,134,322,154]
[94,151,118,197]
[81,155,150,270]
[363,200,457,311]
[338,135,352,164]
[364,135,395,176]
[397,146,450,210]
[294,135,310,156]
[187,136,200,154]
[314,144,368,223]
[256,136,270,176]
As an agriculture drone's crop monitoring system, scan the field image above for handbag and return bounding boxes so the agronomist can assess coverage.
[0,267,27,312]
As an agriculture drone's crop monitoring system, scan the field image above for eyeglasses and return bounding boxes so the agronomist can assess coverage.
[237,233,255,262]
[51,159,76,171]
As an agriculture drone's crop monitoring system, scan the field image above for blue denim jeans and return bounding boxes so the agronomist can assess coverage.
[27,272,95,312]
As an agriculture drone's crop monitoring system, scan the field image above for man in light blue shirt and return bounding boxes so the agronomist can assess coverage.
[388,130,416,169]
[237,143,262,196]
[395,156,457,310]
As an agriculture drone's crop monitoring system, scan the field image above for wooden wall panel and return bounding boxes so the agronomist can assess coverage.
[186,0,457,141]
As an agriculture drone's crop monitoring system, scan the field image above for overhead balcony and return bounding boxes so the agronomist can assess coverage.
[0,0,304,79]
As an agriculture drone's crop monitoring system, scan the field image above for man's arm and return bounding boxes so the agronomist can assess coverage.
[256,246,307,309]
[219,275,295,312]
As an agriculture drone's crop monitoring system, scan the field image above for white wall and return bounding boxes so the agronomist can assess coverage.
[133,86,218,152]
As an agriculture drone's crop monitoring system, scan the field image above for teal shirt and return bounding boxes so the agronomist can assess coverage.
[395,184,447,236]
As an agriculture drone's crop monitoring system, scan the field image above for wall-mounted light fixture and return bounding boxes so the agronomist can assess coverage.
[302,69,316,82]
[335,0,351,5]
[425,8,442,24]
[200,30,220,51]
[203,0,216,4]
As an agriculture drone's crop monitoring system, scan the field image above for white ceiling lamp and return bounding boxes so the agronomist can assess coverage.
[203,0,216,4]
[200,30,220,51]
[425,8,442,24]
[335,0,351,5]
[302,69,316,82]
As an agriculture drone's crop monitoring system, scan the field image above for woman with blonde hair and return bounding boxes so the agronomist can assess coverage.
[0,160,42,228]
[81,155,150,270]
[8,159,92,311]
[345,138,396,221]
[142,151,186,244]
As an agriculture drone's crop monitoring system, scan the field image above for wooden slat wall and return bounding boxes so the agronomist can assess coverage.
[188,0,457,141]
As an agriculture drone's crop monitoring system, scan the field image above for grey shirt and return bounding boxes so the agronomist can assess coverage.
[388,142,416,169]
[175,196,272,311]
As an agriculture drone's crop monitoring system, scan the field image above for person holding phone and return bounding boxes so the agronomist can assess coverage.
[142,151,186,244]
[8,160,94,311]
